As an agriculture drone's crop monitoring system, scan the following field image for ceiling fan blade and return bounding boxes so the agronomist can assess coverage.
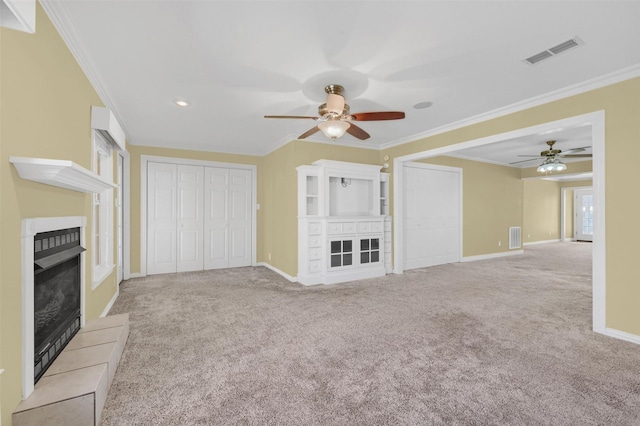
[509,157,543,165]
[346,123,371,140]
[517,155,544,158]
[350,111,405,121]
[298,126,320,140]
[264,115,317,120]
[559,146,590,155]
[562,154,592,158]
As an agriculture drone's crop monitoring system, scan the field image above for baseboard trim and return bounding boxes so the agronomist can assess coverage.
[603,328,640,345]
[128,272,143,279]
[100,286,120,317]
[256,262,298,282]
[523,239,561,246]
[462,250,523,262]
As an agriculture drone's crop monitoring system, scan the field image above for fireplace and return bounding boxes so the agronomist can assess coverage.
[33,227,84,382]
[21,216,86,399]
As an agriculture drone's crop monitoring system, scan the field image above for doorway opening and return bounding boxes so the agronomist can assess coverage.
[393,111,605,334]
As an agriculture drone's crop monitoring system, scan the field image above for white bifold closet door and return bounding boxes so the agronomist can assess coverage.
[203,168,252,269]
[147,161,251,275]
[176,165,204,272]
[403,163,461,270]
[147,162,178,275]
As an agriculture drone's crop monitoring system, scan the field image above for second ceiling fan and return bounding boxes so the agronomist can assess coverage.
[510,140,592,172]
[264,84,405,141]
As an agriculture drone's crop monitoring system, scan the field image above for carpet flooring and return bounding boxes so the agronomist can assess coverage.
[102,243,640,425]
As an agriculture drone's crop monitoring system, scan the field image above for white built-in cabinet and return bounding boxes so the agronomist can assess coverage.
[147,161,252,275]
[297,160,391,285]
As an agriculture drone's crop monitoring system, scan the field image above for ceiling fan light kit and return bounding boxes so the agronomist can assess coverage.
[537,158,567,173]
[264,83,406,141]
[318,120,351,140]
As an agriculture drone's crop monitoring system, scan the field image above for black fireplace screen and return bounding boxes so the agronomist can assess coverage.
[33,227,84,382]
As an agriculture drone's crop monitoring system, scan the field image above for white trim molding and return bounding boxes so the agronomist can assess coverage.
[462,250,524,263]
[100,285,120,318]
[381,64,640,150]
[523,239,561,246]
[257,262,298,283]
[604,328,640,346]
[120,150,132,281]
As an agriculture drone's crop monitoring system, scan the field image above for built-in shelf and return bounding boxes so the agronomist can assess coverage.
[9,157,116,193]
[296,160,391,285]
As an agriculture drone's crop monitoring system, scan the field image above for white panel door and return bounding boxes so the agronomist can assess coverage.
[228,169,252,267]
[177,165,204,272]
[403,164,461,270]
[147,162,177,275]
[575,188,594,242]
[204,168,229,269]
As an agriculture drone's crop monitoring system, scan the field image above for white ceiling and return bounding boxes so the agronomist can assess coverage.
[448,125,593,169]
[43,1,640,157]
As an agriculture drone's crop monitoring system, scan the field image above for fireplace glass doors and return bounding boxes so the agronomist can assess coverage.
[33,228,84,382]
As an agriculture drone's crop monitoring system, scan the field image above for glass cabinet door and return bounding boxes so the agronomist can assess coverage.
[329,238,354,269]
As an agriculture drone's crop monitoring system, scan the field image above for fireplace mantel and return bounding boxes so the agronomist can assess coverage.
[9,156,115,193]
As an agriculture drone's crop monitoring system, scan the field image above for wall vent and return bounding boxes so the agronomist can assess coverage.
[524,37,584,65]
[509,227,522,249]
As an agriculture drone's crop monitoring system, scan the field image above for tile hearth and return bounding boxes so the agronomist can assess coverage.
[13,314,129,426]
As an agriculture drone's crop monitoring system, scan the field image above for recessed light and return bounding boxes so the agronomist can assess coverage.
[413,101,433,110]
[174,99,190,107]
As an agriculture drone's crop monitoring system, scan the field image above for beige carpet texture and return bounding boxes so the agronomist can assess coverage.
[102,243,640,425]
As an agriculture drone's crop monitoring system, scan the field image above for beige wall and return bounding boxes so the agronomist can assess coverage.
[564,189,574,239]
[418,157,523,257]
[1,5,118,423]
[382,77,640,337]
[522,180,562,243]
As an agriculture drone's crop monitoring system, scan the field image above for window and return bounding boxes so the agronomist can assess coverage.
[92,131,114,287]
[581,194,594,235]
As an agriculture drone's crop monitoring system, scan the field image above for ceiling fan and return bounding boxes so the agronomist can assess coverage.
[264,84,405,141]
[510,140,592,172]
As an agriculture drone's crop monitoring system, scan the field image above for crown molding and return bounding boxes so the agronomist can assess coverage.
[40,1,132,143]
[39,0,640,158]
[259,133,298,156]
[380,63,640,150]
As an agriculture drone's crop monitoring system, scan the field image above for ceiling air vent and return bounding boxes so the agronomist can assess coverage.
[524,37,584,65]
